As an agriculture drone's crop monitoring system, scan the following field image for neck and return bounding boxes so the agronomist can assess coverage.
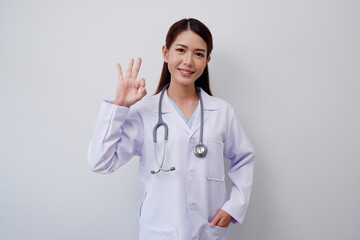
[167,81,198,104]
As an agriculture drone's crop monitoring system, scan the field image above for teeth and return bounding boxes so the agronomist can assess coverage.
[180,69,193,74]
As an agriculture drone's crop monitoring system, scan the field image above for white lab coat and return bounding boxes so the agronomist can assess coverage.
[88,88,255,240]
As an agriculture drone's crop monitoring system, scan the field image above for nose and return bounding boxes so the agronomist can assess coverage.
[183,52,193,66]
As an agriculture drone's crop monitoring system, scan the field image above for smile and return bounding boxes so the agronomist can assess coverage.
[178,68,195,76]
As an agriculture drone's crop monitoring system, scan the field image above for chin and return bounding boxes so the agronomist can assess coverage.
[175,80,196,87]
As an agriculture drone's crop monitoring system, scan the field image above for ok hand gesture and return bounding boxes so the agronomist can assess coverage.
[114,58,147,107]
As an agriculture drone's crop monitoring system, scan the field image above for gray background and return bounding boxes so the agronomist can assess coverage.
[1,0,359,239]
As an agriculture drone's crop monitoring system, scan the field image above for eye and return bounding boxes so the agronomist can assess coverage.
[176,48,185,53]
[195,52,204,57]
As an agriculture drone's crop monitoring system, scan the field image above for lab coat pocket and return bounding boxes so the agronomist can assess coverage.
[205,139,225,181]
[200,223,228,240]
[141,226,179,240]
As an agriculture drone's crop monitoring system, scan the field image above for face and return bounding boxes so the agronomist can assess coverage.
[163,30,211,87]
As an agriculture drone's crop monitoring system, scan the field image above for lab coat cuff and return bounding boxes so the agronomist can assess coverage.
[103,100,130,109]
[101,100,130,120]
[221,201,243,224]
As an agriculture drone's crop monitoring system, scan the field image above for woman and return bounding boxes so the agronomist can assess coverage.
[88,18,255,240]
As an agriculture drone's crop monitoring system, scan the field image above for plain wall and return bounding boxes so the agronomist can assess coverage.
[1,0,359,239]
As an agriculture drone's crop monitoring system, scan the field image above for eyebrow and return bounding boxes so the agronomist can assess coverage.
[175,44,206,52]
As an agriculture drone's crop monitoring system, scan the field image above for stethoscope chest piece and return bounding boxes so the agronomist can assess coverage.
[194,143,207,158]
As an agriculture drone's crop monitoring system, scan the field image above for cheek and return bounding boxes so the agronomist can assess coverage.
[167,60,178,74]
[168,57,181,70]
[196,60,208,71]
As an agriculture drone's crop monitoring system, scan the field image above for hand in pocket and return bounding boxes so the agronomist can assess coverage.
[210,209,233,228]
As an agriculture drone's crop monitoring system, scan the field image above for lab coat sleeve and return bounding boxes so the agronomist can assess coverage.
[221,107,255,224]
[87,100,144,174]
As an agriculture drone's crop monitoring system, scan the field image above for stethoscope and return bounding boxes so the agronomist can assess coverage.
[151,83,207,174]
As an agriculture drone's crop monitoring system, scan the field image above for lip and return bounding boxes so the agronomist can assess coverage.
[178,68,195,77]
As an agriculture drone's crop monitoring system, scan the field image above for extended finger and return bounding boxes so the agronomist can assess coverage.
[125,58,134,79]
[117,63,124,81]
[132,58,142,80]
[134,79,140,89]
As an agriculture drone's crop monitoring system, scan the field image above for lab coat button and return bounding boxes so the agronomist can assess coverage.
[188,171,196,179]
[189,204,196,211]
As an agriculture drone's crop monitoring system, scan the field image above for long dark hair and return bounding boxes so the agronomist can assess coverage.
[155,18,213,96]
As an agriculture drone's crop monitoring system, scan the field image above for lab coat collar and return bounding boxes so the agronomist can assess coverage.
[153,87,219,137]
[199,88,219,111]
[153,87,218,113]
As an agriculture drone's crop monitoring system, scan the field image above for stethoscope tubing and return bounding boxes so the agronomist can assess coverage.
[151,83,207,174]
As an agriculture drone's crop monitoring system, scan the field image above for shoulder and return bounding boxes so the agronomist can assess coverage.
[211,95,233,109]
[200,88,234,114]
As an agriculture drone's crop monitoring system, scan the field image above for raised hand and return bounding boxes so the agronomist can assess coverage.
[114,58,147,107]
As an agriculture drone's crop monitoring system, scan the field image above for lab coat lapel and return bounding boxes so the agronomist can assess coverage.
[153,92,171,114]
[189,88,218,139]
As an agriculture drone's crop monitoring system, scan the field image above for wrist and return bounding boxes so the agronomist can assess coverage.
[113,100,129,107]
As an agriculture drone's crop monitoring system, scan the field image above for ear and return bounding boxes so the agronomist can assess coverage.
[206,55,211,64]
[162,45,169,63]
